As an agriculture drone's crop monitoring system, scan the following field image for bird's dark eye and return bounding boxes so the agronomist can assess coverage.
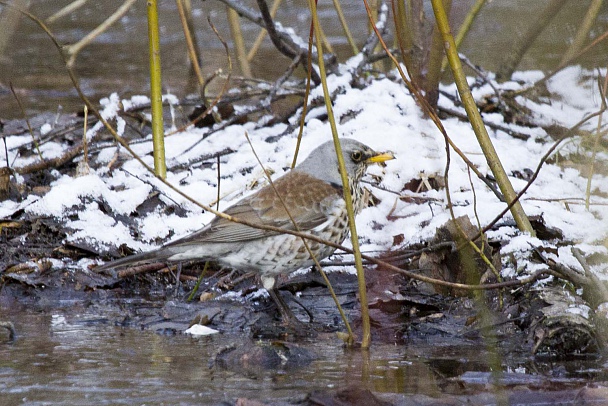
[351,151,363,162]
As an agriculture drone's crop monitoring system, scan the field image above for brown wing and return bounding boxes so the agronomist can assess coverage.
[165,171,341,246]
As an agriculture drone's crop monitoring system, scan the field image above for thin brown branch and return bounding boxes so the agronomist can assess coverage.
[472,106,608,243]
[9,82,43,160]
[166,16,233,136]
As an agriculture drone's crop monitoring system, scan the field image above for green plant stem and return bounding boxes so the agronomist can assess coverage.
[561,0,603,65]
[187,262,209,302]
[65,0,137,67]
[309,0,370,348]
[431,0,535,235]
[425,0,451,108]
[332,0,358,55]
[147,0,166,179]
[441,0,487,71]
[227,7,252,77]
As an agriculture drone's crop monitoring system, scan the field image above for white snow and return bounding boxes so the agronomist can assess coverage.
[2,65,608,285]
[184,324,220,336]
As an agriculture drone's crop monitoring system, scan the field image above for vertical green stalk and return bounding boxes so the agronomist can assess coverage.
[332,0,358,55]
[227,7,252,77]
[147,0,166,179]
[431,0,534,235]
[308,0,371,348]
[425,0,451,108]
[441,0,487,71]
[560,0,603,65]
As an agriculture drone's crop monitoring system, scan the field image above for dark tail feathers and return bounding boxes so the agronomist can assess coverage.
[95,249,166,273]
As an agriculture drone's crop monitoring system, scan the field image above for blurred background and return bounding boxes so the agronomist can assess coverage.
[0,0,606,118]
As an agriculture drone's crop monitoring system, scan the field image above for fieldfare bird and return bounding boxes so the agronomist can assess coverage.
[97,139,394,323]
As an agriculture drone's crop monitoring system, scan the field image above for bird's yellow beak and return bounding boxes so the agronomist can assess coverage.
[366,151,396,164]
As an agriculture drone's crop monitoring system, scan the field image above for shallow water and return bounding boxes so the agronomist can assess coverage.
[0,308,435,404]
[2,306,606,405]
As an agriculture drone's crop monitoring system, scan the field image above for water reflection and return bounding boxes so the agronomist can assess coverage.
[1,306,606,404]
[0,308,454,403]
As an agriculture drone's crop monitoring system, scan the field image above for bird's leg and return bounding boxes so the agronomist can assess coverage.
[173,262,183,297]
[288,294,314,322]
[267,288,299,325]
[261,275,300,325]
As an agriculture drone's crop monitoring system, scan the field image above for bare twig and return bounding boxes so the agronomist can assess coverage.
[9,82,43,160]
[535,247,608,310]
[64,0,137,67]
[167,16,233,136]
[263,54,302,108]
[46,0,88,23]
[216,0,333,73]
[357,0,388,70]
[472,106,608,243]
[438,104,530,141]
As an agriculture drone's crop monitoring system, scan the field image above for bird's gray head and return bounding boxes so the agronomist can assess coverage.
[294,139,394,186]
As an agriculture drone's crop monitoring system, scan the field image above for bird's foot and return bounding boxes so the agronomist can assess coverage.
[251,313,318,339]
[216,270,255,290]
[252,288,317,339]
